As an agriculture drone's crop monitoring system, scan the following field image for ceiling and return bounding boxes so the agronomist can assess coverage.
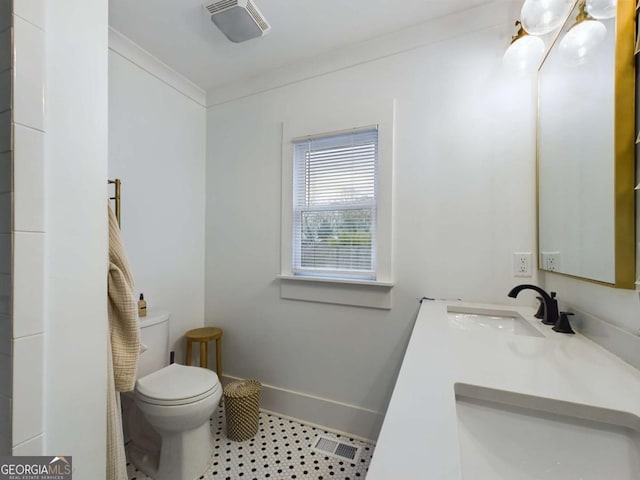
[109,0,493,93]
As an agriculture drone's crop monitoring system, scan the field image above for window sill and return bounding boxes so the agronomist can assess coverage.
[278,274,393,309]
[277,274,393,288]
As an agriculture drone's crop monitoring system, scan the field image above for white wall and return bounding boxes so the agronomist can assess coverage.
[108,46,207,361]
[205,4,537,438]
[544,276,640,332]
[45,0,109,476]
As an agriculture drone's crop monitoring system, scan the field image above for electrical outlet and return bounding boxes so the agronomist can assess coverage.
[513,252,532,277]
[541,252,561,271]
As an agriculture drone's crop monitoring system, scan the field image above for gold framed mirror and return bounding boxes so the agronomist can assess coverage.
[537,0,635,288]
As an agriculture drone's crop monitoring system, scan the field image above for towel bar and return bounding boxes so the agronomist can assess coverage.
[108,178,121,227]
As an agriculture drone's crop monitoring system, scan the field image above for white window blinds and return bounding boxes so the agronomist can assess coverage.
[292,128,378,280]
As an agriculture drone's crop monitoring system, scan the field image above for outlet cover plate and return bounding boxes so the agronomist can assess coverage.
[541,252,561,272]
[513,252,532,277]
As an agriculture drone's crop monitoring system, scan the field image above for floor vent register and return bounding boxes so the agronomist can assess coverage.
[311,435,362,462]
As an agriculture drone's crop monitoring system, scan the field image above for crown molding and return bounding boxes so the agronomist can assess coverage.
[108,27,207,107]
[206,0,518,107]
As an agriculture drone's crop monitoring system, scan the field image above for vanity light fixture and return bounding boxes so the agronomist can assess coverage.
[503,20,546,74]
[559,0,607,65]
[585,0,617,19]
[521,0,574,35]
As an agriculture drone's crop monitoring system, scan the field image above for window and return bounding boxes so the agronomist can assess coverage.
[292,128,378,280]
[279,102,394,308]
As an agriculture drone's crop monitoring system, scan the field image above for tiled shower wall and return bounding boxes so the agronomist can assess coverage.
[0,0,46,455]
[0,0,13,456]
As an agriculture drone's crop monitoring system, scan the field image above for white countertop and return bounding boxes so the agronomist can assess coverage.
[366,300,640,479]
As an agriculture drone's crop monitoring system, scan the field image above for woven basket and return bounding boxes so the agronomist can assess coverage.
[223,379,262,442]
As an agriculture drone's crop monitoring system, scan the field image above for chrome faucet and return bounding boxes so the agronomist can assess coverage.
[507,284,559,327]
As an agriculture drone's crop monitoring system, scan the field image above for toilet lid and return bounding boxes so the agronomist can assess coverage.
[136,363,220,404]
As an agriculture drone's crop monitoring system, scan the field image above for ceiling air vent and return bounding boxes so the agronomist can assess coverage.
[203,0,271,43]
[311,435,362,462]
[205,0,237,15]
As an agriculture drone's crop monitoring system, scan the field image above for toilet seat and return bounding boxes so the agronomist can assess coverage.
[136,363,220,406]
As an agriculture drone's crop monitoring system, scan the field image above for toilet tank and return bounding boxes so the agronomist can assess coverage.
[137,310,170,379]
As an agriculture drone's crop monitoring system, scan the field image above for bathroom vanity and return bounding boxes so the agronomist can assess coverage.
[367,300,640,479]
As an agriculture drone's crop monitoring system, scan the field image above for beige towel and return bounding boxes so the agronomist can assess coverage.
[108,205,140,391]
[107,204,140,480]
[107,336,128,480]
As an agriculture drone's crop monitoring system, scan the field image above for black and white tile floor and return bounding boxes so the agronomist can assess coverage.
[127,403,375,480]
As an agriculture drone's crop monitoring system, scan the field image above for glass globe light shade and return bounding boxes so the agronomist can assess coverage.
[585,0,617,19]
[503,35,546,74]
[521,0,574,35]
[559,20,607,65]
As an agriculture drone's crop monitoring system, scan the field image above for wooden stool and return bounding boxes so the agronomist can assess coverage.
[185,327,223,379]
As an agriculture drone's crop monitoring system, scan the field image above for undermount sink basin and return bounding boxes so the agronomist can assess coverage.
[447,306,544,338]
[455,383,640,479]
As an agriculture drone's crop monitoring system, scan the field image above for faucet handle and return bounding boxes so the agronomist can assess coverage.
[553,311,575,334]
[550,291,557,299]
[534,296,545,319]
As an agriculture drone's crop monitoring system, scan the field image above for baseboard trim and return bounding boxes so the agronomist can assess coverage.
[259,408,376,445]
[221,374,383,442]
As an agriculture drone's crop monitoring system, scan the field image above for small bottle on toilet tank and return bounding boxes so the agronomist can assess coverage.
[138,293,147,317]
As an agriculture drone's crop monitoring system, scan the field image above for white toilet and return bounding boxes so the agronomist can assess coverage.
[127,310,222,480]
